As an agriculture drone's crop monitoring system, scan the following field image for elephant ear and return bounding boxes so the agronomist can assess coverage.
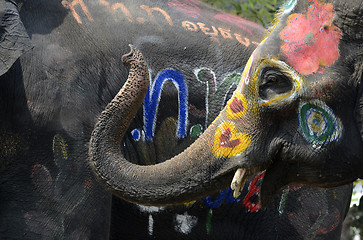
[0,0,32,76]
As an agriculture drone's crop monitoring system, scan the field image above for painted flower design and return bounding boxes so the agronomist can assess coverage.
[212,121,251,158]
[280,0,342,75]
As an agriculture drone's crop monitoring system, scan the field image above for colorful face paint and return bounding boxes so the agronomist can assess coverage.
[298,100,343,147]
[253,59,303,107]
[212,121,251,158]
[280,0,342,75]
[226,92,247,119]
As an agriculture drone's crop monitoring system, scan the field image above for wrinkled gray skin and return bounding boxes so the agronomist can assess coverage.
[89,0,363,206]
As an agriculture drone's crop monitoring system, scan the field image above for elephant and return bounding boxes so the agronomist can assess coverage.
[89,0,363,238]
[0,0,355,239]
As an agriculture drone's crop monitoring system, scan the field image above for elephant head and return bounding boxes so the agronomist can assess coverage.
[89,0,363,206]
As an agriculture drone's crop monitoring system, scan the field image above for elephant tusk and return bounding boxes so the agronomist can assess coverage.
[231,168,247,198]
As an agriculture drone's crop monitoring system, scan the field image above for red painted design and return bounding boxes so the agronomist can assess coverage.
[230,97,245,114]
[212,122,251,158]
[280,0,342,75]
[242,172,265,212]
[219,128,241,148]
[317,209,340,234]
[168,0,200,19]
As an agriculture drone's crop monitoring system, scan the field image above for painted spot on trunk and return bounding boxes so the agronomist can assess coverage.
[212,121,251,158]
[280,0,342,75]
[298,100,342,147]
[226,92,247,119]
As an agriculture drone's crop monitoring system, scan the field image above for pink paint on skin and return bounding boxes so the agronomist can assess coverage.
[280,0,342,75]
[214,13,263,35]
[168,0,201,19]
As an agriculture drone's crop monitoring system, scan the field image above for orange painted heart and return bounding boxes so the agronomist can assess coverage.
[212,121,251,158]
[226,92,247,119]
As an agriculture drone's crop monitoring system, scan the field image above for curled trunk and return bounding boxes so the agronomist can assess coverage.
[89,46,235,206]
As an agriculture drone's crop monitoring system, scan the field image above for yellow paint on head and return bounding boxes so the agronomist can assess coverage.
[252,59,304,107]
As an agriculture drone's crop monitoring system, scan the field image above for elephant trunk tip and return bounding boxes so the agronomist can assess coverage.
[122,44,138,67]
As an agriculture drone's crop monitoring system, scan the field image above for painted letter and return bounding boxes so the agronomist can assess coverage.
[218,28,233,39]
[143,69,188,141]
[62,0,94,24]
[234,33,250,47]
[99,0,133,22]
[242,172,265,212]
[140,5,174,26]
[197,23,218,37]
[182,21,198,32]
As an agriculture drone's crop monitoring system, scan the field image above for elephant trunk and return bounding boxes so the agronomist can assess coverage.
[89,46,234,206]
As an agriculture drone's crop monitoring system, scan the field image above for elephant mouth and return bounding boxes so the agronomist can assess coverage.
[230,142,285,201]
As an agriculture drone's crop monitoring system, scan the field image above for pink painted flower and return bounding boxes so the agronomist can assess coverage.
[280,0,342,75]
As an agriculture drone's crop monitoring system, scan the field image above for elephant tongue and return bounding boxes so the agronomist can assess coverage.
[230,168,247,198]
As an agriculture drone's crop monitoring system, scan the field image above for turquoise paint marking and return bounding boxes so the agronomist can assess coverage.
[283,0,297,13]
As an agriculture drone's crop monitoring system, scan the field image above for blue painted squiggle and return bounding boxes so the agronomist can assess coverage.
[203,187,242,208]
[143,69,188,141]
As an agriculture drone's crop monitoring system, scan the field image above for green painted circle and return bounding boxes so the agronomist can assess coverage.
[299,101,341,146]
[190,124,203,138]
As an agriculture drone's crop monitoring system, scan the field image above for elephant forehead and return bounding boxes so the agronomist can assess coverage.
[256,0,342,77]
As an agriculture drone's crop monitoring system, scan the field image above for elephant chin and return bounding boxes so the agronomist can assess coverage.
[260,160,290,207]
[260,157,360,208]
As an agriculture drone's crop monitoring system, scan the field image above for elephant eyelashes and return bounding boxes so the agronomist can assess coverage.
[258,67,293,101]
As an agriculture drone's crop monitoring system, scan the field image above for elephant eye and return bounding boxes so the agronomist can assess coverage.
[258,67,293,101]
